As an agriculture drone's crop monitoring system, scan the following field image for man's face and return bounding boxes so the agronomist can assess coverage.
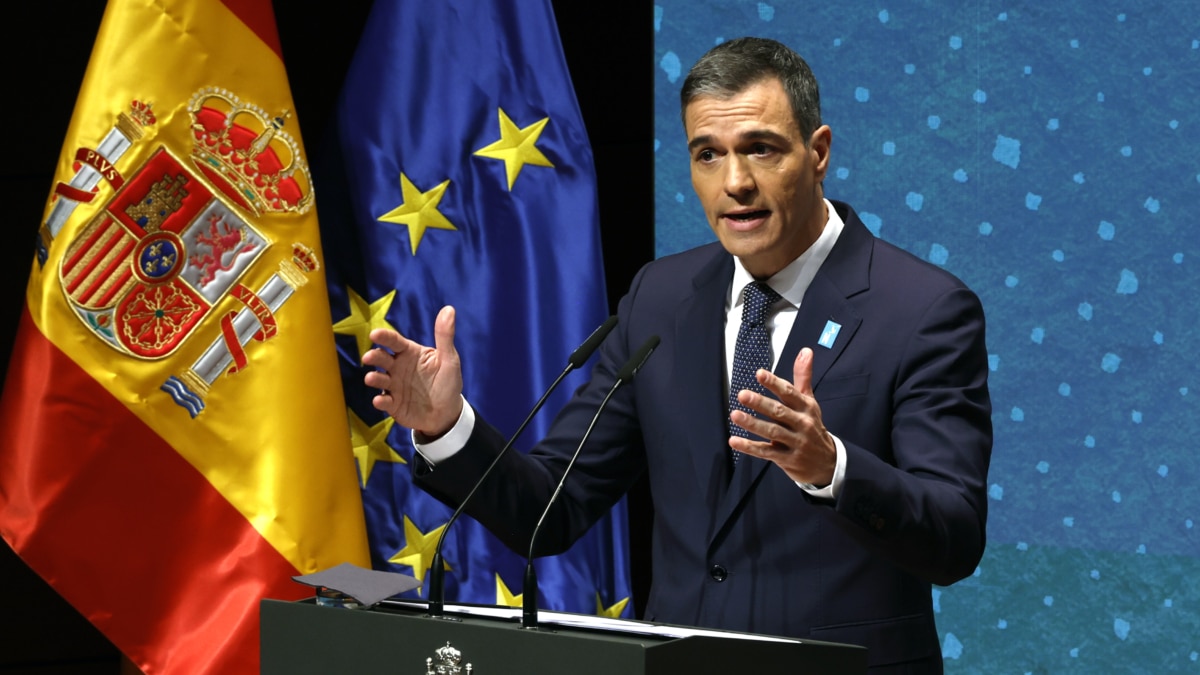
[684,77,831,279]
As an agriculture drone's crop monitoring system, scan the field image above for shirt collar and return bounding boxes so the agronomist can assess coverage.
[729,198,846,311]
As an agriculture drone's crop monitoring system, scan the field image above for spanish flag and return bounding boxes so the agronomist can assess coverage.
[0,1,369,672]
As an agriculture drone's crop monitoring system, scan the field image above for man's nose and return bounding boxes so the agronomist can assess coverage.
[723,155,755,196]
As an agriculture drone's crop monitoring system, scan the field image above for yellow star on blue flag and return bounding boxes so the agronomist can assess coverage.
[377,173,456,254]
[596,593,631,619]
[496,574,523,608]
[332,287,396,358]
[389,515,450,595]
[474,108,554,190]
[348,409,403,487]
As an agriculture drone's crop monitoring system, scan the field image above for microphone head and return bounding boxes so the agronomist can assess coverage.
[568,315,618,368]
[616,335,660,382]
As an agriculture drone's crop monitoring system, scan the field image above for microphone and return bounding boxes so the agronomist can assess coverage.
[425,315,617,619]
[521,335,661,630]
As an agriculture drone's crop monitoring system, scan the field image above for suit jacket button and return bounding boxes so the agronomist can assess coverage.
[709,564,728,582]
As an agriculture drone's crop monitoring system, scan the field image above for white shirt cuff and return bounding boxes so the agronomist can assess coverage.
[411,396,475,466]
[797,433,846,500]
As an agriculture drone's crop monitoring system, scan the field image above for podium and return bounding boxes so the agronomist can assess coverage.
[261,598,867,674]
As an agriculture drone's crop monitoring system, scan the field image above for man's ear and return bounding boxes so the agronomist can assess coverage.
[809,125,832,182]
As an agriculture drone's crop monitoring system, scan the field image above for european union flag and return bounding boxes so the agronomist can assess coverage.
[318,0,632,617]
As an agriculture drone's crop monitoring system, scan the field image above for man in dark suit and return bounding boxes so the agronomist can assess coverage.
[363,37,992,673]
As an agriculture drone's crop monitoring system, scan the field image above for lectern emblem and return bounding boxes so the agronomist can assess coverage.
[426,641,473,674]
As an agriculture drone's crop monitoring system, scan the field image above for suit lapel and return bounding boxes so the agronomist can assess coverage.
[779,274,862,391]
[675,249,736,509]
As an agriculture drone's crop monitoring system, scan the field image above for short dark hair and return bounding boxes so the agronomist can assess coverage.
[680,37,822,143]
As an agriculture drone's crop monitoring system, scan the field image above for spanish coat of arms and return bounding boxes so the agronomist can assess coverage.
[44,88,317,417]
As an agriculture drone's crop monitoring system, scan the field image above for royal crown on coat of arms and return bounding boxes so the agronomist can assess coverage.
[187,87,313,216]
[47,88,320,418]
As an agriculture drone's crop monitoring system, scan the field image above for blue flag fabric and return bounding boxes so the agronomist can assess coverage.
[318,0,632,617]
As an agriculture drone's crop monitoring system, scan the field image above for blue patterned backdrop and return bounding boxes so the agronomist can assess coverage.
[654,1,1198,671]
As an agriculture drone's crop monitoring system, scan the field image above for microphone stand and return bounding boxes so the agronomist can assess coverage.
[521,335,660,630]
[425,316,618,619]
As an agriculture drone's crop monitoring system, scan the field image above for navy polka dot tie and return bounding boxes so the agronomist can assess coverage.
[728,281,781,465]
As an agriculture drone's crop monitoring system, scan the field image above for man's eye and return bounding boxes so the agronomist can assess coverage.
[751,143,771,155]
[697,149,715,161]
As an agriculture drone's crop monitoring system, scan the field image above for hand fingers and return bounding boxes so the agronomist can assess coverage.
[731,378,819,445]
[728,432,783,458]
[433,305,458,361]
[729,408,790,447]
[729,427,835,487]
[367,326,407,353]
[792,347,814,396]
[361,345,392,369]
[736,386,796,426]
[752,367,804,410]
[370,391,395,414]
[362,309,450,368]
[363,369,391,390]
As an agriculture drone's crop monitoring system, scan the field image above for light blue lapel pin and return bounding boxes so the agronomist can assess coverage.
[817,319,842,349]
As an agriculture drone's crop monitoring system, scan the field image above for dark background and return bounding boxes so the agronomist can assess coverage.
[0,1,653,671]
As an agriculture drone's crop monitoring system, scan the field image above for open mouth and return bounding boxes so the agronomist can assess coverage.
[720,208,768,227]
[724,210,770,225]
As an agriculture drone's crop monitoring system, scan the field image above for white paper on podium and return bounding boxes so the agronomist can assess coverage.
[383,600,801,644]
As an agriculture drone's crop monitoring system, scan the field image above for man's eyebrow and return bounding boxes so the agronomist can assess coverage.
[741,129,791,145]
[687,134,714,152]
[687,129,791,152]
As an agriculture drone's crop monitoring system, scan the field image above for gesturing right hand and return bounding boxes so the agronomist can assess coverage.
[362,305,464,439]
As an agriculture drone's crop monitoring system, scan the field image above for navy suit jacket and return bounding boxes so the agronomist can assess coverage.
[416,201,992,672]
